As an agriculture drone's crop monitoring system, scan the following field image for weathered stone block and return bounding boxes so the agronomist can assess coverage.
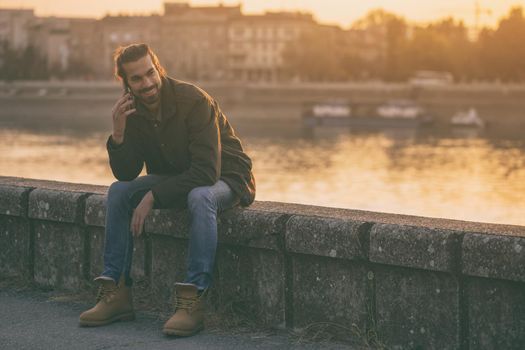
[0,215,31,278]
[286,215,368,260]
[462,233,525,282]
[0,185,33,217]
[217,207,285,250]
[33,221,85,290]
[149,235,188,308]
[375,265,460,349]
[87,226,146,281]
[84,194,106,227]
[291,255,369,330]
[88,226,105,280]
[145,208,189,239]
[29,189,88,223]
[370,224,461,272]
[467,277,525,349]
[147,206,286,250]
[211,245,285,326]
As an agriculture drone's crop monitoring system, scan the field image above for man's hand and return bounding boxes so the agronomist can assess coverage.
[131,191,155,237]
[111,92,136,144]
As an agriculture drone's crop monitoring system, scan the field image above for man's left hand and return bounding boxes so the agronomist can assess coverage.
[131,191,155,237]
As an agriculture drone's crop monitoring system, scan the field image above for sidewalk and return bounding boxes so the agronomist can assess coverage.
[0,286,359,350]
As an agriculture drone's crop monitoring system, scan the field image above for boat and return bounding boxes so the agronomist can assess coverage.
[450,108,485,128]
[302,99,432,129]
[302,101,352,127]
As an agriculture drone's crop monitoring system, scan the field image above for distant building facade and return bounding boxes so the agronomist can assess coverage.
[0,9,35,69]
[161,2,240,81]
[0,2,361,82]
[227,12,316,82]
[98,15,161,79]
[0,9,34,50]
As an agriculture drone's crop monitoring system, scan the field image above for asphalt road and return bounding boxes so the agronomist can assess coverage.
[0,287,358,350]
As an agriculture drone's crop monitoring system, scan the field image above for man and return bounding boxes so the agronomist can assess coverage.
[79,43,255,337]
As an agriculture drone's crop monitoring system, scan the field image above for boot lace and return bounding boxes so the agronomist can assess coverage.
[173,290,206,310]
[96,284,118,303]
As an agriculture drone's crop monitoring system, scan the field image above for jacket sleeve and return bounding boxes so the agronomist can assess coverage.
[151,97,221,207]
[106,123,144,181]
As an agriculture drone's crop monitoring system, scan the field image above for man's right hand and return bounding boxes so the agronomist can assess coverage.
[111,93,136,145]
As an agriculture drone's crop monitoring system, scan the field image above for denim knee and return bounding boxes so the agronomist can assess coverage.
[187,187,214,213]
[107,181,131,206]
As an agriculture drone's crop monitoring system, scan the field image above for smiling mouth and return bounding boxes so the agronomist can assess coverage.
[142,86,157,96]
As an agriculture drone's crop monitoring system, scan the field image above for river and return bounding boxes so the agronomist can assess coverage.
[1,96,524,226]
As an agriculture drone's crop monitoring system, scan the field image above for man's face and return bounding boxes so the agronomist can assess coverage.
[122,54,162,105]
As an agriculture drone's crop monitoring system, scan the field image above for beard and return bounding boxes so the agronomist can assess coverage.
[138,84,160,104]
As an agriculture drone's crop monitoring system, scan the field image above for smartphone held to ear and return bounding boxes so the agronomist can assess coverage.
[125,86,135,111]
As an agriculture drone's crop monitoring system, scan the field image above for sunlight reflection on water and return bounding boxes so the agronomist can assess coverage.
[1,128,524,226]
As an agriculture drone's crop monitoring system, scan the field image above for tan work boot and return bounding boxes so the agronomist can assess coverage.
[79,277,135,327]
[163,283,206,336]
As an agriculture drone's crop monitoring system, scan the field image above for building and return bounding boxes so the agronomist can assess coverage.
[227,11,316,82]
[0,9,35,70]
[28,17,72,74]
[68,18,102,79]
[1,2,347,82]
[160,2,241,80]
[0,9,35,50]
[98,15,161,78]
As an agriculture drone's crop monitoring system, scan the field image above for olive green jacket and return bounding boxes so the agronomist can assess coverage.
[106,76,255,208]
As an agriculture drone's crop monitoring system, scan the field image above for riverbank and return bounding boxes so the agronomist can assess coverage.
[1,81,525,129]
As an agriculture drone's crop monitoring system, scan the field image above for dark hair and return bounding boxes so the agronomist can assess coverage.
[113,43,166,84]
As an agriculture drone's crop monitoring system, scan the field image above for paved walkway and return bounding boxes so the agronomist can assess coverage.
[0,287,359,350]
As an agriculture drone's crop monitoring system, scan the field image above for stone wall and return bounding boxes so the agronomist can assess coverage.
[0,176,524,349]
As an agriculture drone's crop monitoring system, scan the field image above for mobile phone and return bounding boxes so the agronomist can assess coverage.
[124,86,135,111]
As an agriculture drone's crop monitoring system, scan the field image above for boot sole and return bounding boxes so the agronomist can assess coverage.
[163,324,204,337]
[79,311,135,327]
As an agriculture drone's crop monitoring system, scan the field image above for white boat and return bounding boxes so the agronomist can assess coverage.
[303,100,432,129]
[311,103,351,118]
[377,100,424,119]
[302,101,353,127]
[451,108,485,128]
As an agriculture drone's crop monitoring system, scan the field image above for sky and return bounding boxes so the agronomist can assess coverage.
[1,0,523,28]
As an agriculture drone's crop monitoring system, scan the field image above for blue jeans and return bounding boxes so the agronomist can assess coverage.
[99,174,239,290]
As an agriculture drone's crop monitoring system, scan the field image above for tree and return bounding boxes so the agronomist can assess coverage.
[0,42,48,80]
[283,27,349,82]
[404,18,473,81]
[478,7,525,81]
[351,9,409,81]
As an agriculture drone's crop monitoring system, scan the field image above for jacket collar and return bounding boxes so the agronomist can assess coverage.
[159,76,177,121]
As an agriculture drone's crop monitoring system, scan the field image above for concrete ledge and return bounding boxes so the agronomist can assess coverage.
[370,224,462,273]
[2,177,525,349]
[0,216,31,278]
[33,221,86,290]
[212,245,286,326]
[87,226,146,281]
[149,235,187,308]
[217,207,286,250]
[146,207,286,251]
[286,215,368,260]
[291,255,369,329]
[146,206,288,324]
[145,209,189,238]
[462,233,525,282]
[28,188,89,223]
[466,277,525,348]
[375,265,460,349]
[84,194,107,227]
[0,185,34,217]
